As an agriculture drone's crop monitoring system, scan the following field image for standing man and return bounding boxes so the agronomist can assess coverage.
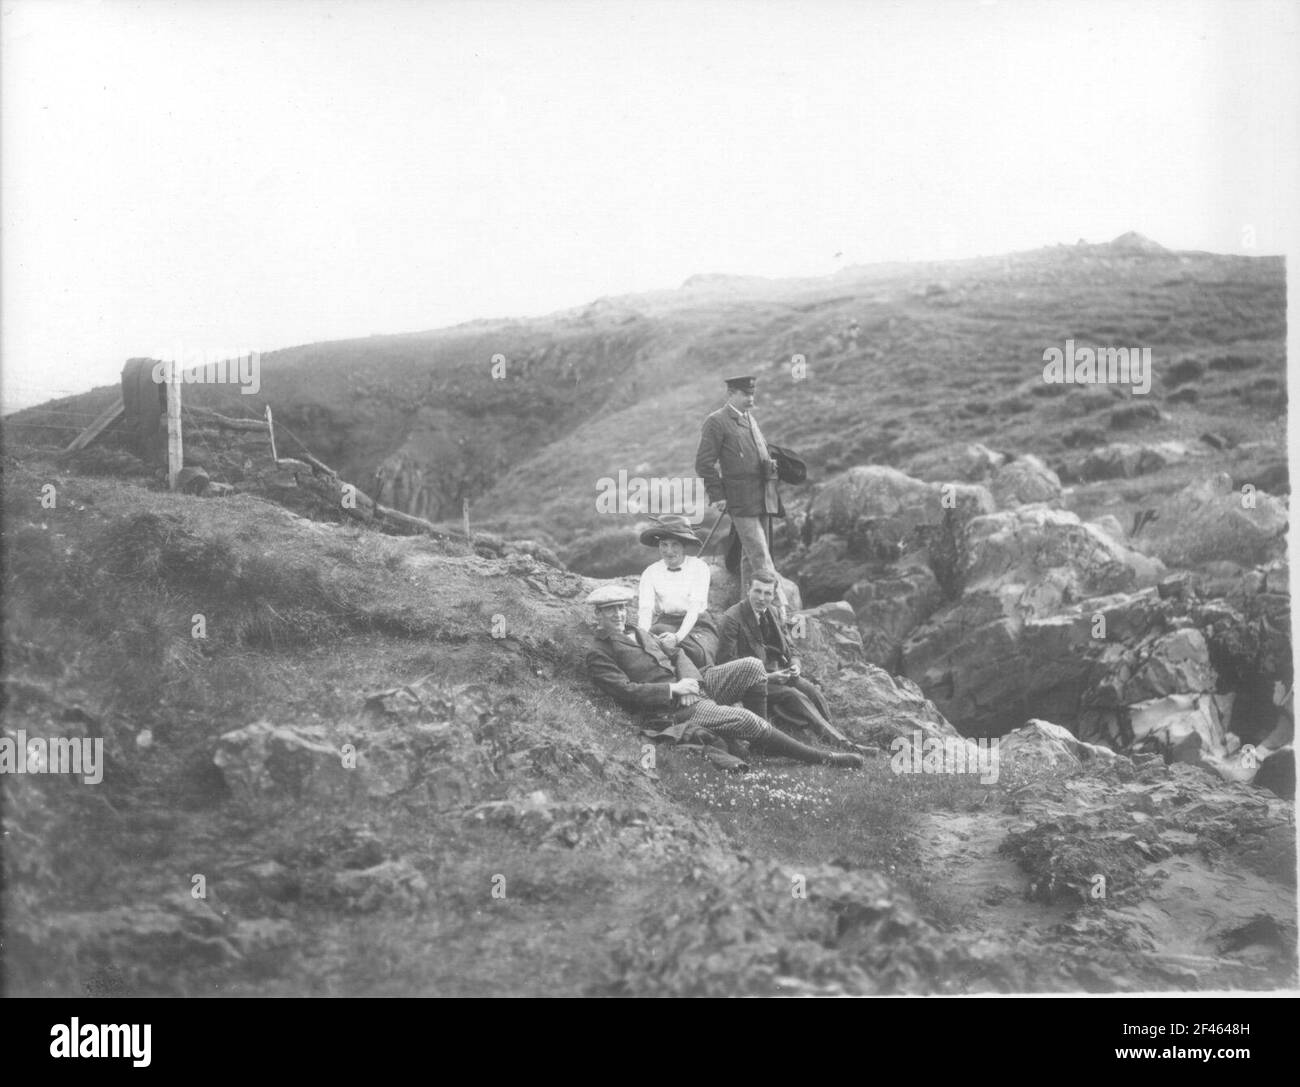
[694,374,788,620]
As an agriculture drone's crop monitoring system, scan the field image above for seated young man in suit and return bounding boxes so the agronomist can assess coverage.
[717,571,861,750]
[584,585,862,769]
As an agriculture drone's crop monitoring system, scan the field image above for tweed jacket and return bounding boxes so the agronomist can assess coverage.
[585,624,703,711]
[694,405,781,517]
[716,601,792,670]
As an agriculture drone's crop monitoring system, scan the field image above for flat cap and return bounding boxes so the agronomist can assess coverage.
[586,584,636,608]
[724,374,757,391]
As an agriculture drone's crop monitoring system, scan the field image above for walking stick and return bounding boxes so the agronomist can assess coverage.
[697,509,730,555]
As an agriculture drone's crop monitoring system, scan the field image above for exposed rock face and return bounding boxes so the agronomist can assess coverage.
[788,465,991,645]
[961,507,1166,608]
[989,455,1063,508]
[789,601,867,681]
[827,664,962,748]
[902,508,1166,735]
[1137,473,1288,568]
[1085,627,1217,708]
[845,561,942,671]
[370,454,435,519]
[213,684,514,810]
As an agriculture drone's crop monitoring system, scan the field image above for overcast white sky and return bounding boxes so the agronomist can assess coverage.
[2,0,1297,411]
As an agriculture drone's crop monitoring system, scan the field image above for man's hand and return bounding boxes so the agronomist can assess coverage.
[787,659,802,679]
[670,678,700,697]
[677,693,702,708]
[657,632,679,651]
[710,499,727,512]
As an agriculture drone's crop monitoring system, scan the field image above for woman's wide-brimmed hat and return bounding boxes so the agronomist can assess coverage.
[639,514,702,549]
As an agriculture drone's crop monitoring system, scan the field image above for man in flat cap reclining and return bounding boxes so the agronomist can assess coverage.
[585,585,862,769]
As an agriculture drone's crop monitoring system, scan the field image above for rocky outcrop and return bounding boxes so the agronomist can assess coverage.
[1136,473,1288,568]
[807,465,995,541]
[989,455,1063,508]
[788,600,866,672]
[213,685,516,810]
[845,561,942,670]
[902,508,1166,735]
[827,664,962,748]
[999,719,1123,774]
[1073,440,1197,482]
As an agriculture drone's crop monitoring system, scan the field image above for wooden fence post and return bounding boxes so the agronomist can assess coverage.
[463,498,471,544]
[265,405,278,462]
[166,361,183,490]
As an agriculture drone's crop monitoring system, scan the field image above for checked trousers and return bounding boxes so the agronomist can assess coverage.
[677,657,770,740]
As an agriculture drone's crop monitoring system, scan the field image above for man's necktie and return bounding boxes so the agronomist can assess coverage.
[745,412,771,464]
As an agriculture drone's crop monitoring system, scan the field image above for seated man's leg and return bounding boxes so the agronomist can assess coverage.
[686,700,861,767]
[766,682,819,736]
[701,657,768,719]
[789,676,831,720]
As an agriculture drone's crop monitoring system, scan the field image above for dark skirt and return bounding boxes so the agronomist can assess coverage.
[651,611,719,669]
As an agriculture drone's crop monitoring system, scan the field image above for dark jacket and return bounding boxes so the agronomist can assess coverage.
[585,625,702,711]
[695,406,781,517]
[717,601,792,670]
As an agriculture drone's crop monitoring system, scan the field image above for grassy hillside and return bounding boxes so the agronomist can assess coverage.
[6,237,1285,570]
[3,454,1293,995]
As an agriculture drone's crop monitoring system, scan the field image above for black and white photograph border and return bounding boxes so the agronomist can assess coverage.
[1,0,1298,1019]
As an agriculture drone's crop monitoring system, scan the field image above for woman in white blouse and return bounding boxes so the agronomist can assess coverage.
[637,515,719,669]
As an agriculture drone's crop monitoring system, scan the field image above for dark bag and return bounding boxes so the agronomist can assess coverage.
[769,444,807,484]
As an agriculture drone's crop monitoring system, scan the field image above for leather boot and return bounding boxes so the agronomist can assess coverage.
[754,724,863,768]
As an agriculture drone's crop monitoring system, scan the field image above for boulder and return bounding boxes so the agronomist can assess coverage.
[1077,440,1195,482]
[826,664,962,748]
[1137,473,1288,568]
[989,455,1063,508]
[1127,692,1233,763]
[962,507,1166,610]
[807,465,995,541]
[1089,514,1127,543]
[901,442,1007,483]
[999,719,1123,775]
